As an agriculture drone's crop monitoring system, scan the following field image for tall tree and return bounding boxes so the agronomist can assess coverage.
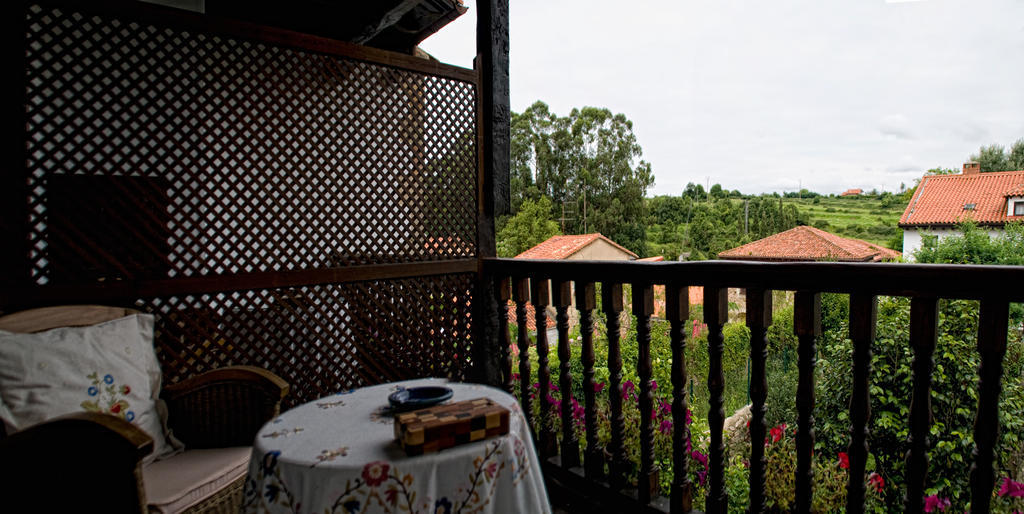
[509,101,655,256]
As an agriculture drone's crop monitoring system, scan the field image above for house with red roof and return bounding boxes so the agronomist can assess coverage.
[718,225,901,262]
[515,233,638,260]
[510,234,637,335]
[899,162,1024,259]
[840,188,863,197]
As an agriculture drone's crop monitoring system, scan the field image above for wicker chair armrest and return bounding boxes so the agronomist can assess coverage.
[162,365,289,448]
[0,412,153,512]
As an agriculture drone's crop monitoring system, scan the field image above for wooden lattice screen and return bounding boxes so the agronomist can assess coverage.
[2,0,482,405]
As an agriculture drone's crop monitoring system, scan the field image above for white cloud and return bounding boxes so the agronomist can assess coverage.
[420,0,1024,196]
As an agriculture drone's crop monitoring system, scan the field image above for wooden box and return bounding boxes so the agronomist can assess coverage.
[394,398,510,455]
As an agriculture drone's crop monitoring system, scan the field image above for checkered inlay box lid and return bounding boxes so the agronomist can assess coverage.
[393,397,510,456]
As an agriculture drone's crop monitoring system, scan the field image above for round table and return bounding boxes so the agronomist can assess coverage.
[242,378,551,514]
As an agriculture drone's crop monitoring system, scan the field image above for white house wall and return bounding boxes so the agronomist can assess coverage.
[902,226,1005,260]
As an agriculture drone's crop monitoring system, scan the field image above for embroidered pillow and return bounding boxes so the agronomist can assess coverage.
[0,314,178,462]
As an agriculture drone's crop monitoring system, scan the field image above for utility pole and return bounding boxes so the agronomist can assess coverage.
[744,199,749,235]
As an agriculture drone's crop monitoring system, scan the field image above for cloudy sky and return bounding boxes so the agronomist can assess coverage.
[420,0,1024,196]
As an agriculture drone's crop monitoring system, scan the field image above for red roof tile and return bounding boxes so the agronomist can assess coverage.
[514,233,638,260]
[899,170,1024,227]
[718,226,901,262]
[637,256,664,262]
[841,188,863,196]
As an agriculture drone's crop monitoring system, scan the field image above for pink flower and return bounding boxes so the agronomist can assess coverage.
[923,495,950,512]
[659,419,672,435]
[650,380,658,392]
[691,450,708,468]
[362,461,390,487]
[838,452,849,469]
[593,382,606,393]
[868,472,884,493]
[621,380,636,400]
[769,423,786,443]
[485,461,498,479]
[571,397,585,422]
[659,400,672,417]
[999,477,1024,498]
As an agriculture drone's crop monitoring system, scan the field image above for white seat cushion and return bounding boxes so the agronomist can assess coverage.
[143,446,251,514]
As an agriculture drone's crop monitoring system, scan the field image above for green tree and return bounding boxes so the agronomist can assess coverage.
[496,196,560,257]
[969,138,1024,172]
[509,101,655,256]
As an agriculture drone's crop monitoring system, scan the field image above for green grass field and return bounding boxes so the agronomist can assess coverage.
[787,195,906,247]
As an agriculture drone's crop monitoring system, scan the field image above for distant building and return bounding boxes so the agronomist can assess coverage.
[840,188,863,197]
[899,163,1024,259]
[718,226,900,262]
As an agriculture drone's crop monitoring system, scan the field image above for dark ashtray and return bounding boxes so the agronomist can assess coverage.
[388,386,453,411]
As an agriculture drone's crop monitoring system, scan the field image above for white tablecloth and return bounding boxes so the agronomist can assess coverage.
[242,378,551,514]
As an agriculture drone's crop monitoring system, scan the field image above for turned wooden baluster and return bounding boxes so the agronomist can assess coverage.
[746,288,772,513]
[904,297,937,514]
[532,276,556,458]
[634,282,659,504]
[704,286,728,514]
[794,291,821,514]
[846,293,877,514]
[603,282,627,490]
[576,282,604,479]
[497,276,514,394]
[666,284,692,514]
[969,298,1009,511]
[554,279,580,468]
[513,278,532,431]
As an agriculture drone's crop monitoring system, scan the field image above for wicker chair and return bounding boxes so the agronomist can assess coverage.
[0,305,289,513]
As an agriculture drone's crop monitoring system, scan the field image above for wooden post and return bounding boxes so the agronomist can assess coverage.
[794,291,820,514]
[634,282,659,504]
[532,276,555,458]
[704,286,728,514]
[576,282,603,479]
[603,282,627,490]
[846,293,876,514]
[553,279,579,468]
[471,0,508,388]
[904,297,937,514]
[666,284,692,514]
[496,276,513,393]
[513,278,532,431]
[969,298,1009,511]
[746,288,772,513]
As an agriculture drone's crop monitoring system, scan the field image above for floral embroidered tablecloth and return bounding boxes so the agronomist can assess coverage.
[243,378,551,514]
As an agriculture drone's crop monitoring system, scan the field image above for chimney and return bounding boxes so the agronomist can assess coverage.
[963,162,981,175]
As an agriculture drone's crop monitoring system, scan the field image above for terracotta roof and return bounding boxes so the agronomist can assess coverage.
[718,226,901,262]
[899,170,1024,227]
[841,188,863,196]
[637,256,664,262]
[514,233,638,260]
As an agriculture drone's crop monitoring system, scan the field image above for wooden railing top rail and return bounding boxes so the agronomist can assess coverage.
[484,258,1024,301]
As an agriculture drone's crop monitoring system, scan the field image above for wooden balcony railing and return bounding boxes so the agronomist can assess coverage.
[482,258,1024,514]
